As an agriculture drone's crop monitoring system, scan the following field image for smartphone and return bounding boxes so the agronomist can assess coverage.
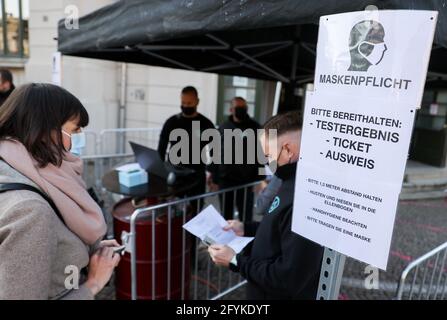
[112,245,126,255]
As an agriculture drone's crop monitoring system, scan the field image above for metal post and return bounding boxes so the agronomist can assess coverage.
[181,202,186,300]
[117,63,127,154]
[167,206,172,299]
[316,248,346,300]
[152,209,156,300]
[130,208,139,300]
[272,81,282,116]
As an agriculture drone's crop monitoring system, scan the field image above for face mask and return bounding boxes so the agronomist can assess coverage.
[357,41,387,65]
[62,130,86,156]
[267,146,281,173]
[181,105,197,116]
[268,145,294,169]
[234,107,248,120]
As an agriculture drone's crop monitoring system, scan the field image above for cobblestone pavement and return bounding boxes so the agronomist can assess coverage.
[96,197,447,300]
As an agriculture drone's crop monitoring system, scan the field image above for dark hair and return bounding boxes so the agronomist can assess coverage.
[263,111,303,137]
[0,83,89,167]
[0,68,13,84]
[181,86,198,98]
[232,96,247,105]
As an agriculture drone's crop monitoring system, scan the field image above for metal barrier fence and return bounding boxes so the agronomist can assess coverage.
[99,128,161,155]
[125,181,262,300]
[396,241,447,300]
[81,128,161,157]
[83,130,99,156]
[82,153,135,189]
[81,128,161,188]
[79,129,343,300]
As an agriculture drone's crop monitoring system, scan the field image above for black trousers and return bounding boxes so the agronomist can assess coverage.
[219,182,254,222]
[184,170,206,214]
[184,170,206,266]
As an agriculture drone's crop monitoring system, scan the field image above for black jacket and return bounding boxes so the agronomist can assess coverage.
[230,162,324,299]
[215,115,264,186]
[157,112,215,174]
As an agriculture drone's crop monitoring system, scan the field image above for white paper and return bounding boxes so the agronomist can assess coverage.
[293,91,413,270]
[51,52,62,86]
[182,205,254,253]
[115,163,143,172]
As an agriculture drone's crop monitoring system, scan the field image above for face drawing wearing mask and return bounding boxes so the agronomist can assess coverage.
[348,20,387,72]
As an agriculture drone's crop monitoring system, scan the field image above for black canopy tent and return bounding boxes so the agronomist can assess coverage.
[57,0,447,111]
[58,0,447,78]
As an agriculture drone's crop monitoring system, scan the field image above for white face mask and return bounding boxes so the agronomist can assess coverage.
[357,41,387,65]
[62,130,86,156]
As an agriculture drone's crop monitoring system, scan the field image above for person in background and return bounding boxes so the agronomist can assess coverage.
[212,97,264,222]
[0,69,15,106]
[0,83,121,299]
[157,86,216,209]
[208,111,324,300]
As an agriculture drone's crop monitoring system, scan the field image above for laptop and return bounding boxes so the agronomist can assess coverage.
[129,141,195,182]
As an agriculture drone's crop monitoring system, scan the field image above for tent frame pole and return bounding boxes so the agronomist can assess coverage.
[135,34,294,83]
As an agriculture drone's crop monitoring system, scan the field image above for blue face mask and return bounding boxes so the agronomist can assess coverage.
[62,130,86,156]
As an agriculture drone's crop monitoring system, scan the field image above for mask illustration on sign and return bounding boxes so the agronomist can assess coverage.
[348,20,387,72]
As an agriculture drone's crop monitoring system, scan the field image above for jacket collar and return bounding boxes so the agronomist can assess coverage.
[275,161,297,181]
[228,114,252,126]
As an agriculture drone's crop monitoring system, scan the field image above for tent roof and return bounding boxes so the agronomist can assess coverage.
[58,0,447,83]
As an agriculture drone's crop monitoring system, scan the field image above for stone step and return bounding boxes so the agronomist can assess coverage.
[402,178,447,191]
[401,176,447,200]
[404,166,447,182]
[399,189,446,200]
[405,171,446,181]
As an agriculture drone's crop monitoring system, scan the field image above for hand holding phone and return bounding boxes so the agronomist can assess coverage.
[112,245,126,255]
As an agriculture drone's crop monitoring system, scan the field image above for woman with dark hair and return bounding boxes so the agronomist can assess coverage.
[0,83,120,299]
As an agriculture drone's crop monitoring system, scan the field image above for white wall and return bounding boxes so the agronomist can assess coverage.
[26,0,219,137]
[125,64,218,129]
[25,0,119,133]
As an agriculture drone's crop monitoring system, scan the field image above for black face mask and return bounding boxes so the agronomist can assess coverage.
[234,107,248,120]
[181,105,197,116]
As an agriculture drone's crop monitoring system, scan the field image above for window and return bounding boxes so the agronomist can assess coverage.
[0,0,29,57]
[217,75,262,124]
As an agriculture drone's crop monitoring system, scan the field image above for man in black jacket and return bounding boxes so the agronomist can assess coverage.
[208,111,324,300]
[157,86,215,206]
[213,97,264,222]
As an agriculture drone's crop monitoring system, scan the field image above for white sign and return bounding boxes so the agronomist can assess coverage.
[292,10,437,270]
[292,91,415,269]
[182,205,253,253]
[51,52,62,86]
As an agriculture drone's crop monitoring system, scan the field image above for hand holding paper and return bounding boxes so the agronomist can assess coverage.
[182,205,253,254]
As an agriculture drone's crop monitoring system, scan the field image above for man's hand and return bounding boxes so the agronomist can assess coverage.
[208,244,235,267]
[223,220,244,236]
